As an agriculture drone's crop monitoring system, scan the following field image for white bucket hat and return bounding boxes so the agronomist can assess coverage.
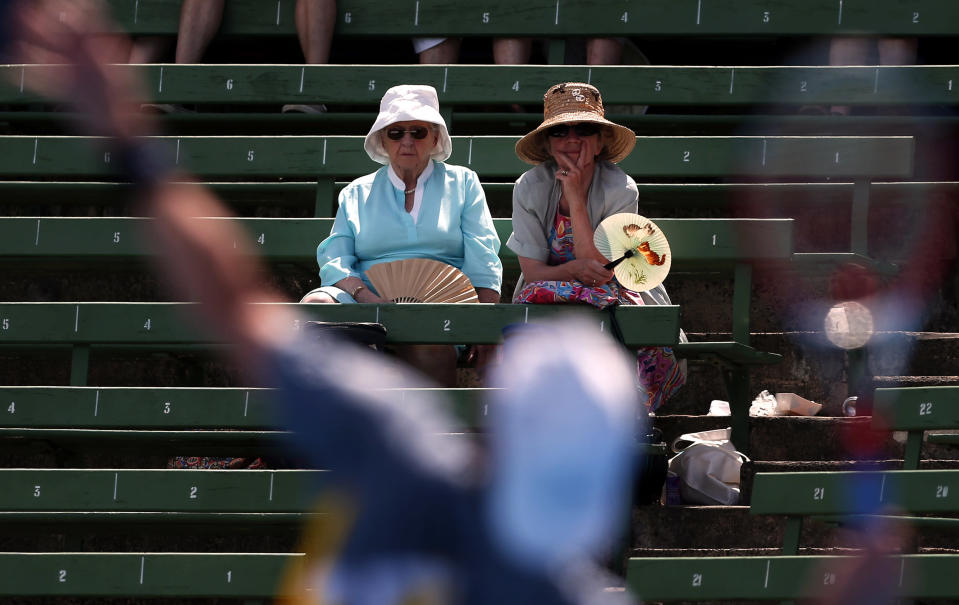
[363,85,452,165]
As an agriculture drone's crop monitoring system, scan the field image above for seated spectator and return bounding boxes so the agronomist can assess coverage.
[301,84,502,386]
[507,82,685,412]
[139,0,335,113]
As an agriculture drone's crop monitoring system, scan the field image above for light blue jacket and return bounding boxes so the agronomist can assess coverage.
[317,161,503,293]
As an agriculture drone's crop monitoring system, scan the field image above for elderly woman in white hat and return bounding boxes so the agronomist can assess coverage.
[302,84,502,385]
[506,82,685,412]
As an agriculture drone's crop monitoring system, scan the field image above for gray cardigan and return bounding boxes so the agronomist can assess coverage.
[506,160,674,307]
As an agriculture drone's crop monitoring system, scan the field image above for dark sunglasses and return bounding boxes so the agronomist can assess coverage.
[386,126,431,140]
[546,123,601,138]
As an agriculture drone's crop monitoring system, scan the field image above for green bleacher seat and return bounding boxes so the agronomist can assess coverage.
[627,554,959,602]
[103,0,959,38]
[0,386,490,455]
[0,215,791,451]
[751,469,959,554]
[0,135,911,179]
[0,134,911,261]
[0,552,300,597]
[628,469,959,601]
[874,386,959,469]
[5,65,959,107]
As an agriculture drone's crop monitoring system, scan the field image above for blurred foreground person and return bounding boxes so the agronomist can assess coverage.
[7,2,640,602]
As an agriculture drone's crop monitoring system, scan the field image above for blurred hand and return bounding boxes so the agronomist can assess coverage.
[8,0,148,139]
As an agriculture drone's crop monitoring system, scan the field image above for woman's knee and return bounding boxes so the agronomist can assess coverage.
[300,291,336,304]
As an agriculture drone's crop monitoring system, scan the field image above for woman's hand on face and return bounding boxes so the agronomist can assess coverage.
[568,258,614,287]
[553,151,591,206]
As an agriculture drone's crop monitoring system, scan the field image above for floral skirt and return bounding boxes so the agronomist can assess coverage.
[515,279,685,413]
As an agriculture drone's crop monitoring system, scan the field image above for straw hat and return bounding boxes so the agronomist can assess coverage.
[364,84,453,165]
[515,82,636,165]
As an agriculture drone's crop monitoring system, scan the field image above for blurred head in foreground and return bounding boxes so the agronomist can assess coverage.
[488,318,641,571]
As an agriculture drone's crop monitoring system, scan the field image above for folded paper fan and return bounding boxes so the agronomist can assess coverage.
[593,213,671,292]
[365,259,479,303]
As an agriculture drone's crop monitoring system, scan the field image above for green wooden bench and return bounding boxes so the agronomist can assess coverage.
[874,386,959,470]
[750,469,959,555]
[0,552,300,597]
[0,385,490,457]
[0,214,790,451]
[627,553,959,602]
[628,469,959,601]
[102,0,959,40]
[0,134,912,261]
[6,64,959,108]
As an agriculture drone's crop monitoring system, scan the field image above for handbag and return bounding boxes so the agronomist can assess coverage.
[667,427,748,505]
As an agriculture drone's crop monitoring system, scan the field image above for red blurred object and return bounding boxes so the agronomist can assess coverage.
[828,262,880,302]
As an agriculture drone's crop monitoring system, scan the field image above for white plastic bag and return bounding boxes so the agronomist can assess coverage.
[667,427,748,505]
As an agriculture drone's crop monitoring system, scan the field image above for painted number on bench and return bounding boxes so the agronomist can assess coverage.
[103,152,111,164]
[443,319,451,332]
[2,318,8,330]
[163,402,171,414]
[143,319,152,331]
[257,233,265,245]
[813,486,825,500]
[654,80,662,92]
[620,11,628,23]
[113,232,120,244]
[247,150,255,162]
[512,81,520,92]
[227,570,232,583]
[344,12,351,23]
[823,572,836,585]
[800,80,808,93]
[6,402,14,414]
[949,80,954,92]
[762,11,770,23]
[691,573,702,587]
[226,79,234,90]
[936,485,949,498]
[682,151,690,162]
[912,12,919,23]
[712,234,718,246]
[189,486,198,499]
[368,80,375,91]
[58,570,67,583]
[33,485,41,497]
[919,402,933,415]
[482,12,490,24]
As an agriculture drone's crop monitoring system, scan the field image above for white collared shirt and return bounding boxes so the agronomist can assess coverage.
[387,161,434,222]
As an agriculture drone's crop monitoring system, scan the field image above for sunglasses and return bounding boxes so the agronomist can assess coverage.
[546,123,601,138]
[386,126,431,140]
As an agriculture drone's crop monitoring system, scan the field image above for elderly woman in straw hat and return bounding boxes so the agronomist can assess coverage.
[507,82,685,412]
[302,84,503,385]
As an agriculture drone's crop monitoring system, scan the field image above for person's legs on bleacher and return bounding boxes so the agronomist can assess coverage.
[174,0,224,63]
[828,37,871,116]
[140,0,223,114]
[282,0,335,114]
[493,38,532,64]
[416,37,461,63]
[585,37,623,65]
